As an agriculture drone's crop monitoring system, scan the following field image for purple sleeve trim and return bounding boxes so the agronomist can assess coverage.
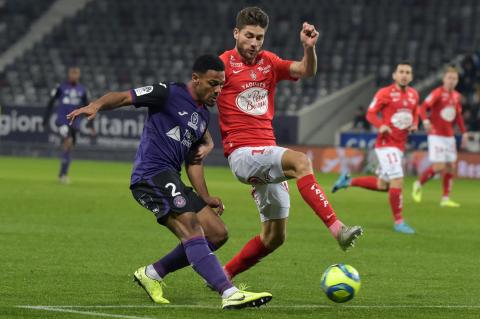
[129,89,137,106]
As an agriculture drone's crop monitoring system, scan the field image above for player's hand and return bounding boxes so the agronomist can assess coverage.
[379,124,392,135]
[423,120,432,133]
[205,196,225,216]
[300,22,319,48]
[67,103,100,124]
[188,143,214,164]
[409,125,418,133]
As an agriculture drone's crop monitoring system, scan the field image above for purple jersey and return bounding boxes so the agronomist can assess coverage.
[51,82,89,128]
[129,82,210,186]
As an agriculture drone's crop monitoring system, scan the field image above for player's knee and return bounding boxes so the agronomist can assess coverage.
[433,163,446,172]
[211,225,229,248]
[377,179,389,190]
[179,216,204,240]
[389,178,403,189]
[262,232,286,250]
[446,163,455,173]
[294,153,312,178]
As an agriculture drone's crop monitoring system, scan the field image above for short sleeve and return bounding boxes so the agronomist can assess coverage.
[424,89,439,107]
[368,90,386,112]
[268,52,298,82]
[130,82,170,108]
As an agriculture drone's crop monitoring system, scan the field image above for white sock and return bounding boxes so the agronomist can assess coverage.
[145,264,162,281]
[222,286,239,299]
[441,196,449,201]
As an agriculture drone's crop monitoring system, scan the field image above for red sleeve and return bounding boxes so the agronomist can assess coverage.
[455,101,466,133]
[267,51,298,82]
[366,90,386,128]
[420,89,438,121]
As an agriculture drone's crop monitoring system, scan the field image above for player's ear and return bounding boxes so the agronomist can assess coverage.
[192,73,200,85]
[233,28,239,40]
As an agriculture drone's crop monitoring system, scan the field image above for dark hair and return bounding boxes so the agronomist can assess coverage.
[394,60,413,71]
[236,7,269,30]
[192,54,225,74]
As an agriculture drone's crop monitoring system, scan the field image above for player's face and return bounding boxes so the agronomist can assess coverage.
[68,68,81,83]
[392,64,413,88]
[443,71,459,91]
[193,70,225,106]
[234,25,266,63]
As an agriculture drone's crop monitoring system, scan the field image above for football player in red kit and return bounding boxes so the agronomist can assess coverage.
[216,7,363,281]
[412,67,468,207]
[332,62,419,234]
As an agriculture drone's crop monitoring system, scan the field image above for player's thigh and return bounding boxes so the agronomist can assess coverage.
[281,149,312,178]
[164,212,203,241]
[374,147,404,181]
[228,146,288,185]
[389,177,404,189]
[253,181,290,222]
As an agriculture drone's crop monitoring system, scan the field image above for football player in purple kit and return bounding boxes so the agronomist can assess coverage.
[67,54,272,309]
[43,66,93,184]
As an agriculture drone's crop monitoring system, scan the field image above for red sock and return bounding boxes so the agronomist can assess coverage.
[351,176,384,191]
[224,235,272,279]
[419,166,436,185]
[443,173,453,197]
[388,188,403,224]
[297,174,338,228]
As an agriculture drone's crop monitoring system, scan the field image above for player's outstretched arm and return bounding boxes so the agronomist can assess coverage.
[290,22,318,79]
[67,91,132,123]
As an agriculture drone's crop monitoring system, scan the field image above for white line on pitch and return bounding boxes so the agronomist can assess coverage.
[17,306,154,319]
[18,304,480,309]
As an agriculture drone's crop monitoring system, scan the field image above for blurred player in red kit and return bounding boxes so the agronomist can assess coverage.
[412,67,469,207]
[332,62,419,234]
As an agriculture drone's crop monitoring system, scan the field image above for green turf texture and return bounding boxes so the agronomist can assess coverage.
[1,156,479,319]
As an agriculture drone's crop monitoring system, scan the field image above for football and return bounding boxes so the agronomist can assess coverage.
[321,264,361,303]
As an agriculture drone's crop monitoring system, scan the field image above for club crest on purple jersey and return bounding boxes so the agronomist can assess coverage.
[173,195,187,208]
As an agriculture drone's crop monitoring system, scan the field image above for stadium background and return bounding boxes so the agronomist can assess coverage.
[0,0,479,178]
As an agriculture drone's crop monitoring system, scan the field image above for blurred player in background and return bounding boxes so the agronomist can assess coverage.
[216,7,363,281]
[43,66,92,184]
[332,62,419,234]
[67,55,272,309]
[412,67,469,207]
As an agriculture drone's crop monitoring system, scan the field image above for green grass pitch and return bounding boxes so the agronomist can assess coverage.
[1,156,479,319]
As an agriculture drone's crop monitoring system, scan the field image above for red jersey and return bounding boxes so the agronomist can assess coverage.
[366,84,419,151]
[420,86,466,137]
[217,49,298,156]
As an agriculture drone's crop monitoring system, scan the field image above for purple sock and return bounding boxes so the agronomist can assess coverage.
[59,151,71,177]
[152,241,218,278]
[183,237,232,295]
